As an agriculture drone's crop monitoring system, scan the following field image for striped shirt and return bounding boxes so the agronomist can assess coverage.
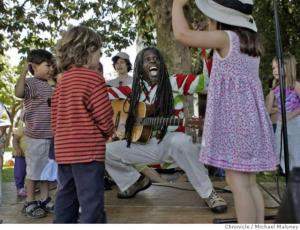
[24,77,53,139]
[51,67,114,164]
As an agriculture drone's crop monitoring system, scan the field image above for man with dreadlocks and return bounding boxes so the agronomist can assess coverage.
[106,47,227,213]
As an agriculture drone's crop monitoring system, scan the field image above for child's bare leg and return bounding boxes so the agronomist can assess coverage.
[40,181,49,201]
[26,179,35,202]
[249,173,265,223]
[225,170,256,223]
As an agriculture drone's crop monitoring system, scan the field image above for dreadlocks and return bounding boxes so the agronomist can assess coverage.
[125,47,174,147]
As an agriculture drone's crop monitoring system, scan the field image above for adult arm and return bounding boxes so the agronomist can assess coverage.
[107,85,132,100]
[170,73,208,96]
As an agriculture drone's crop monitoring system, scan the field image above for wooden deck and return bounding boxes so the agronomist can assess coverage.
[0,177,282,224]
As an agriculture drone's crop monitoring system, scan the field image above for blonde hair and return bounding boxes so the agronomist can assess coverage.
[56,25,102,71]
[273,53,297,88]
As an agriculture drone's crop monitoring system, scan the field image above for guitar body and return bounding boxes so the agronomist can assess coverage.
[111,100,202,143]
[111,99,153,143]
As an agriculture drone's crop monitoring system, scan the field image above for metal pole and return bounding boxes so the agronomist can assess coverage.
[273,0,290,182]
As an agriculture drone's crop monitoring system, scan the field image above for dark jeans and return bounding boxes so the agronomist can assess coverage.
[14,156,26,189]
[53,161,106,223]
[49,138,55,160]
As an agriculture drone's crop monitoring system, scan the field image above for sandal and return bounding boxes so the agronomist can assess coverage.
[22,201,47,219]
[39,197,54,213]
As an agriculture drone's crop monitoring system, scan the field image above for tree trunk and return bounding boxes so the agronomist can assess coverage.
[149,0,191,74]
[5,101,21,147]
[149,0,196,140]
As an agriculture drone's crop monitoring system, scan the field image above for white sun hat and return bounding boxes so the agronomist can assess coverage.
[195,0,257,32]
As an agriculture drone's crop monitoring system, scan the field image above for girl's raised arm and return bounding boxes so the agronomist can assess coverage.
[172,0,228,50]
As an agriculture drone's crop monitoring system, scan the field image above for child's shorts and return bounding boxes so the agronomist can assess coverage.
[25,137,51,181]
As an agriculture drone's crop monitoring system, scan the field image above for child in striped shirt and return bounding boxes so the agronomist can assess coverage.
[51,25,114,223]
[15,49,54,219]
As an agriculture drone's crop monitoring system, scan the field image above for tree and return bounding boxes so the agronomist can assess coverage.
[0,0,137,56]
[0,56,22,144]
[253,1,300,93]
[1,0,300,126]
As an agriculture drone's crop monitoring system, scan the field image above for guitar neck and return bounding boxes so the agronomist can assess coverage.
[136,117,185,127]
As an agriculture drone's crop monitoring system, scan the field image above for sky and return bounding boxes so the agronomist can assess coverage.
[6,42,137,81]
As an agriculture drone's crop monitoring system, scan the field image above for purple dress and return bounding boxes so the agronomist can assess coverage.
[199,31,279,172]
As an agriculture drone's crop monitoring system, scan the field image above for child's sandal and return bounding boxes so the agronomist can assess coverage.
[22,201,47,219]
[39,197,54,213]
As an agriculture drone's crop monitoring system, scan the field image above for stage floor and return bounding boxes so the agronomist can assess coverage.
[0,177,282,224]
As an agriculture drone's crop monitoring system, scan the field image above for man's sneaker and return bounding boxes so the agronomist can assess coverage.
[204,189,227,213]
[117,175,151,199]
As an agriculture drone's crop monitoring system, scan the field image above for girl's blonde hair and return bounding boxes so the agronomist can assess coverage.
[56,25,102,71]
[273,53,297,88]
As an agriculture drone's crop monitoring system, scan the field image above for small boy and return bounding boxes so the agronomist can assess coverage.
[52,26,114,223]
[15,49,54,218]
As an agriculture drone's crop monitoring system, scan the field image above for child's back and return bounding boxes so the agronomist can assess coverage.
[52,67,113,163]
[200,31,277,172]
[172,0,278,223]
[52,25,114,223]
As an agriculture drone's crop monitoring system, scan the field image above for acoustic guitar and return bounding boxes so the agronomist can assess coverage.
[111,99,203,143]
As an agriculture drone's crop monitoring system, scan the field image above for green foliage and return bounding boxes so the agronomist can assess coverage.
[0,56,20,108]
[2,167,14,183]
[0,0,138,55]
[253,1,300,94]
[0,55,22,146]
[134,0,156,46]
[257,172,285,183]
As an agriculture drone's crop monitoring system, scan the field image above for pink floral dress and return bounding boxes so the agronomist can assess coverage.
[199,31,279,172]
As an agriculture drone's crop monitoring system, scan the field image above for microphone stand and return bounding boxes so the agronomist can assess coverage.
[273,0,290,183]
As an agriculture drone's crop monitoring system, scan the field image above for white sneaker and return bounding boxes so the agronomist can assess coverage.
[204,189,227,213]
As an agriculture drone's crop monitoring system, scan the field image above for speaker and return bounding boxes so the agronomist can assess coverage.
[276,167,300,223]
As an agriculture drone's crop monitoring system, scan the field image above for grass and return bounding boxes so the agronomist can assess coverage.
[257,172,286,183]
[2,166,14,183]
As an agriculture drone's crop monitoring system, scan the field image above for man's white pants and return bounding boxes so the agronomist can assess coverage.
[105,132,213,198]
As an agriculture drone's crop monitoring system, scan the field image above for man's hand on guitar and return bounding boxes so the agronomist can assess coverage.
[185,116,204,130]
[109,130,125,142]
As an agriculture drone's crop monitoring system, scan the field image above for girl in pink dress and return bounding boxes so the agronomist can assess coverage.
[172,0,279,223]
